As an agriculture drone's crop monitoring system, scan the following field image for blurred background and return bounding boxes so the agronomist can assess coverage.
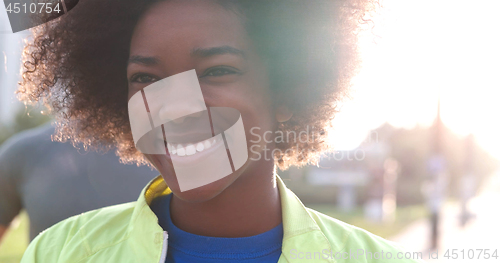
[1,0,500,262]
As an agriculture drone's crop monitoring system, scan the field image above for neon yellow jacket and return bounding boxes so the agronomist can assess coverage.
[21,176,422,262]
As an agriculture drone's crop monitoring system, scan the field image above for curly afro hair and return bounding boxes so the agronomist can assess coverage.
[18,0,377,170]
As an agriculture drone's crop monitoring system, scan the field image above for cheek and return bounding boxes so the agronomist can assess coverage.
[239,67,274,120]
[145,153,183,190]
[239,96,277,156]
[238,69,277,146]
[203,73,276,139]
[144,154,171,175]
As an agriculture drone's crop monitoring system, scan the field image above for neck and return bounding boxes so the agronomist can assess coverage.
[170,160,282,237]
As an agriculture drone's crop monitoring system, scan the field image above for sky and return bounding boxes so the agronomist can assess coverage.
[330,0,500,160]
[0,2,29,124]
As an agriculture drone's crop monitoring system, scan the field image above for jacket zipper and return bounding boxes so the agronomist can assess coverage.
[158,231,169,263]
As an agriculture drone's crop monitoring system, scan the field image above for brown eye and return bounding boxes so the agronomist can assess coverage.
[130,74,159,84]
[202,67,239,78]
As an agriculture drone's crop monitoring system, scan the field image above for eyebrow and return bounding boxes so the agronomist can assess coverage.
[128,56,160,66]
[128,46,246,66]
[191,46,246,59]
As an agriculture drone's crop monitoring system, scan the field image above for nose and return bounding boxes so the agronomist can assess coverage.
[145,69,207,127]
[158,103,205,124]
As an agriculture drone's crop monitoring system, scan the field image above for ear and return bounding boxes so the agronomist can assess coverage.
[275,105,293,123]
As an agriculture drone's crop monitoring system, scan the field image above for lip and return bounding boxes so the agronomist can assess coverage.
[157,131,214,144]
[159,136,226,166]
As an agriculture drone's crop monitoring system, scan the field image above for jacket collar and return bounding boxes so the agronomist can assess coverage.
[129,175,334,262]
[276,176,334,262]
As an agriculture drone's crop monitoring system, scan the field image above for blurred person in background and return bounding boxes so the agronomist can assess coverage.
[0,123,158,241]
[459,134,478,227]
[423,154,448,250]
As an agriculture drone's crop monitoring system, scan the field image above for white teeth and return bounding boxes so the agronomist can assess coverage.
[167,143,173,153]
[204,139,212,149]
[167,143,177,155]
[168,138,218,157]
[196,142,205,152]
[176,144,186,156]
[186,144,196,156]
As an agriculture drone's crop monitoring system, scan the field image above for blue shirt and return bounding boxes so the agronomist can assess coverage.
[150,194,283,263]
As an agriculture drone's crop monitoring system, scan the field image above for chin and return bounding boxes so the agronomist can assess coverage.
[166,173,239,203]
[149,155,242,203]
[144,140,263,203]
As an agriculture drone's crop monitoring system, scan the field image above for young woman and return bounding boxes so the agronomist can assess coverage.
[19,0,420,262]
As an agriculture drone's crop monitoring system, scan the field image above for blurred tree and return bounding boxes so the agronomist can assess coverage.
[371,123,499,205]
[0,105,51,145]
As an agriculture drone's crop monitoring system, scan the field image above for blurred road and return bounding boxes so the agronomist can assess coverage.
[390,170,500,262]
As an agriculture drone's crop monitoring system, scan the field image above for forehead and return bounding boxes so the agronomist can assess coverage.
[130,0,248,55]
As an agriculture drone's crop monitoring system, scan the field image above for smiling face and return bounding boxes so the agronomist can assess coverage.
[127,0,277,202]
